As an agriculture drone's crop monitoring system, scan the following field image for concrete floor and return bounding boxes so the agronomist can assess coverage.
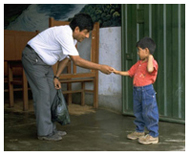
[4,101,185,151]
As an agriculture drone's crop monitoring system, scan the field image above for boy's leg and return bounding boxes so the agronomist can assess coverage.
[127,88,145,140]
[142,85,159,138]
[133,87,145,133]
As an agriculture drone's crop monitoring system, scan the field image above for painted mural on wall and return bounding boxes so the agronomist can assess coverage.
[4,4,121,32]
[78,4,121,27]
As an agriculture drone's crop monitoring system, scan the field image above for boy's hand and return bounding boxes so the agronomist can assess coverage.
[112,68,119,74]
[148,54,154,60]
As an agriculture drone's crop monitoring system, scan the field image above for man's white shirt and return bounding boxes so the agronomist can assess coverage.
[28,25,79,65]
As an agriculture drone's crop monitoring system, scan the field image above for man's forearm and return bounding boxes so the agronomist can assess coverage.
[56,58,70,77]
[70,55,113,74]
[70,55,101,70]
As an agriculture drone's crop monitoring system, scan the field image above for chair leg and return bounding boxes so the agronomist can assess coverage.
[68,94,72,105]
[8,63,14,107]
[67,82,72,105]
[93,78,98,108]
[81,82,85,106]
[22,70,28,111]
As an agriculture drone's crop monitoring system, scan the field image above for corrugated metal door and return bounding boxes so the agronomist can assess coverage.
[121,4,185,123]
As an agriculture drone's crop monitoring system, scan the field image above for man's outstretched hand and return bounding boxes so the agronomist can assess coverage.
[100,65,114,75]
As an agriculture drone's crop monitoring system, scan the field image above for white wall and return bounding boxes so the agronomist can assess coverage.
[99,27,121,95]
[76,27,122,112]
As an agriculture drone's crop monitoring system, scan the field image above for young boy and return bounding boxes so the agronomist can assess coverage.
[113,37,159,144]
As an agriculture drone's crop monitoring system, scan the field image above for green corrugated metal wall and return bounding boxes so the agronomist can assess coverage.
[121,4,185,123]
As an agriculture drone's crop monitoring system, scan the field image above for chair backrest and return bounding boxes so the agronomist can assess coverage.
[49,17,99,76]
[4,30,38,76]
[4,30,38,61]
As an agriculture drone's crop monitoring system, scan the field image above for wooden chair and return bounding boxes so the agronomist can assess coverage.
[4,30,38,111]
[49,17,99,108]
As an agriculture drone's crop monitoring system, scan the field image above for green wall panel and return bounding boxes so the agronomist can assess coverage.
[121,4,185,123]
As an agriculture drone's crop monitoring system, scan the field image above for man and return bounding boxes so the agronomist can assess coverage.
[22,13,113,141]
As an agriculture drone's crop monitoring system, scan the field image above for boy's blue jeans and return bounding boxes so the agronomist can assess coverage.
[133,84,159,137]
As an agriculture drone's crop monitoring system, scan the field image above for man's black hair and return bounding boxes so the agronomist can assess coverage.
[69,13,94,32]
[136,37,156,54]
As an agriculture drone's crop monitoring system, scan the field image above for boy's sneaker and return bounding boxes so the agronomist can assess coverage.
[138,134,159,144]
[127,131,145,140]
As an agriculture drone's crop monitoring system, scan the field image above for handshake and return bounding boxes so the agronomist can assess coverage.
[99,64,119,75]
[100,65,128,76]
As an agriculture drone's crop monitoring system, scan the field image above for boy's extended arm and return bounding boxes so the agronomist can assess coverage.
[113,69,129,76]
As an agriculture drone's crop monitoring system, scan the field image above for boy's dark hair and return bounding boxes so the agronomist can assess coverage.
[136,37,156,54]
[69,13,94,32]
